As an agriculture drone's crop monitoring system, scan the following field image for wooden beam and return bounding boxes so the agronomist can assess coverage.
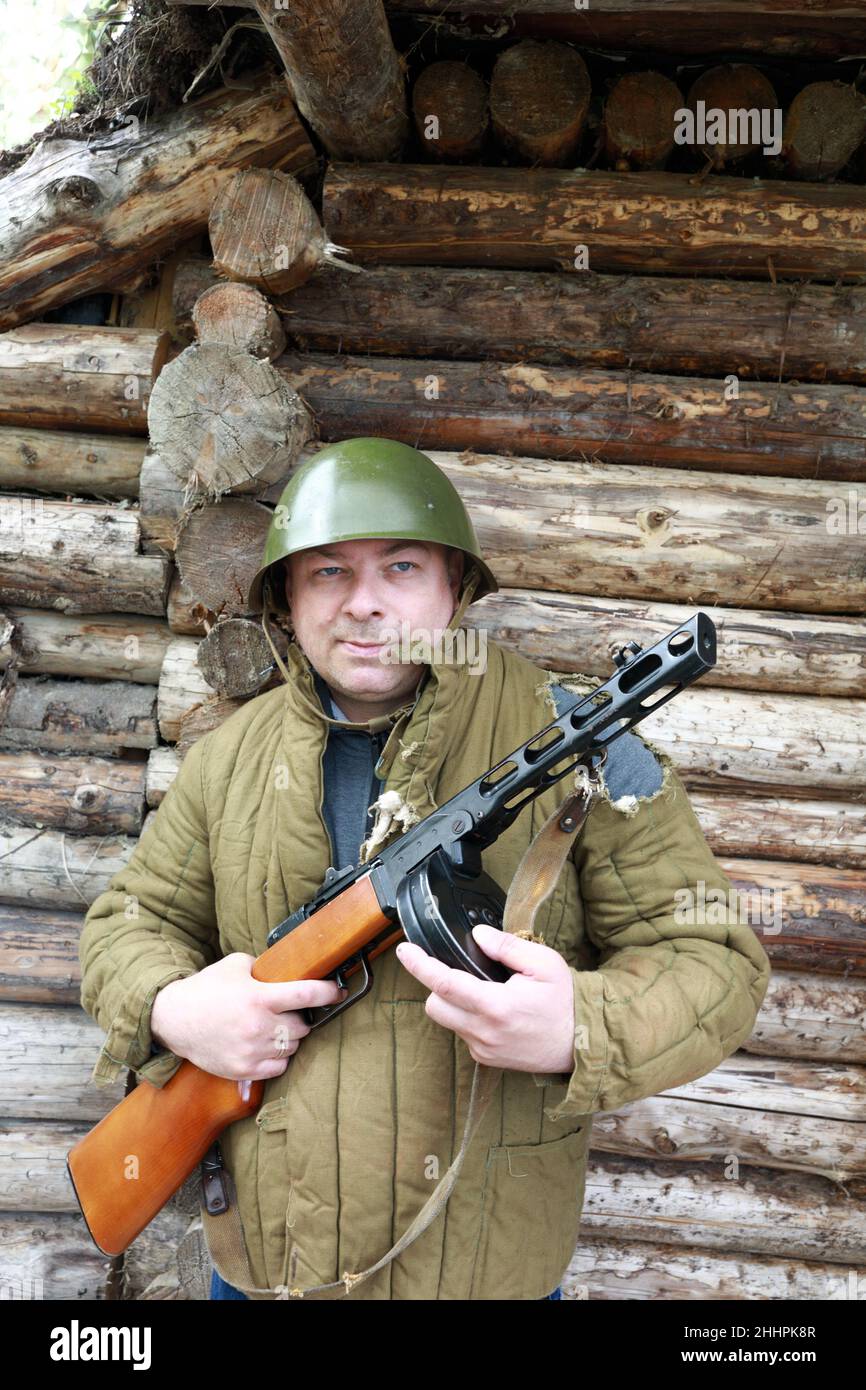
[323,162,866,282]
[277,349,866,482]
[0,326,169,435]
[269,262,866,385]
[251,0,408,160]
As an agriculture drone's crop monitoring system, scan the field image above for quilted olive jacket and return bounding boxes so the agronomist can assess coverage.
[79,632,771,1300]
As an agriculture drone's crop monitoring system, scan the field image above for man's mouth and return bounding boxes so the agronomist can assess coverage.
[339,639,388,654]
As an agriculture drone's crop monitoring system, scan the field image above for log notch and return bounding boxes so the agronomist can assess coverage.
[0,72,316,331]
[602,71,683,171]
[0,326,169,434]
[0,429,144,498]
[276,349,866,481]
[0,500,169,616]
[192,282,285,359]
[0,609,171,684]
[782,80,866,180]
[174,499,276,617]
[412,61,488,161]
[146,344,315,501]
[196,618,278,697]
[209,169,361,295]
[0,752,145,835]
[322,163,866,281]
[489,39,591,165]
[271,262,866,384]
[463,592,866,698]
[251,0,408,160]
[684,64,780,169]
[0,679,157,754]
[166,570,212,637]
[138,448,187,554]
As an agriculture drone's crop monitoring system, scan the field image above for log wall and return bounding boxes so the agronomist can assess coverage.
[1,19,864,1304]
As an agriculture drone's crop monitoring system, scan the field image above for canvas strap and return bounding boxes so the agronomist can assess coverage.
[201,754,606,1299]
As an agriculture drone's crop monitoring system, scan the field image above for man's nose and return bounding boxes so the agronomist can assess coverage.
[342,574,385,621]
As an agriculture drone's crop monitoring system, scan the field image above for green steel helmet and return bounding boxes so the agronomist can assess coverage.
[246,437,498,615]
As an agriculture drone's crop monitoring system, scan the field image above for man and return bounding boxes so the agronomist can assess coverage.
[79,437,771,1301]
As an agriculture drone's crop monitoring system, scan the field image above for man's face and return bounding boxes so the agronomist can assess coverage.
[284,537,464,721]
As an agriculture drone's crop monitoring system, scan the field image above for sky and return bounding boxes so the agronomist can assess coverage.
[0,0,129,153]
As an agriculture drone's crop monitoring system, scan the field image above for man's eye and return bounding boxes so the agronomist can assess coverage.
[315,566,343,576]
[391,560,417,572]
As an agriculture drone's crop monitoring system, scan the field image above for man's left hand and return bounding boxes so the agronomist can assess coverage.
[394,924,575,1074]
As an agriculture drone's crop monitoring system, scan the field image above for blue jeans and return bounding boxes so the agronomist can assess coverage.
[210,1269,561,1300]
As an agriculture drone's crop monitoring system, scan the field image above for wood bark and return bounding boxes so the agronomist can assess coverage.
[465,591,866,698]
[323,162,866,282]
[271,262,866,385]
[0,609,171,684]
[0,1208,193,1300]
[0,72,316,330]
[0,428,144,498]
[0,499,170,616]
[582,1153,865,1263]
[192,281,286,359]
[690,791,866,870]
[172,256,219,329]
[0,325,169,434]
[0,751,145,835]
[0,678,157,755]
[489,39,591,165]
[602,71,682,170]
[669,1052,866,1121]
[782,80,866,180]
[723,858,866,977]
[412,60,488,160]
[0,903,84,1005]
[251,0,408,161]
[745,969,866,1064]
[592,1092,866,1182]
[635,686,866,799]
[277,349,866,481]
[357,448,866,614]
[209,168,360,294]
[568,1233,859,1301]
[0,823,137,909]
[147,343,315,500]
[685,64,779,169]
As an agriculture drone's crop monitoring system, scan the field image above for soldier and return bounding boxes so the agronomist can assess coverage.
[79,438,771,1301]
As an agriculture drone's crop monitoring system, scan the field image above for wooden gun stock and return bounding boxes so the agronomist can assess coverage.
[67,874,398,1256]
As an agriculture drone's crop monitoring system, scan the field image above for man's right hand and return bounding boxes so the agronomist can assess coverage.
[149,952,348,1080]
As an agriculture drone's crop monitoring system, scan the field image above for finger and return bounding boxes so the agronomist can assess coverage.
[395,941,496,1014]
[469,922,562,979]
[258,978,348,1012]
[423,991,482,1042]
